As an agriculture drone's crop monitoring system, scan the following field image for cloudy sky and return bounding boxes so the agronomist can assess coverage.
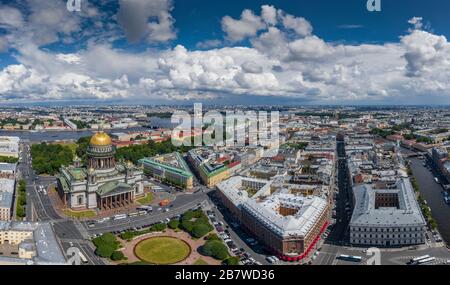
[0,0,449,105]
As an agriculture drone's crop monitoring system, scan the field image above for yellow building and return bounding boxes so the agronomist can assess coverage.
[200,166,230,187]
[0,207,11,221]
[0,229,32,245]
[0,136,20,158]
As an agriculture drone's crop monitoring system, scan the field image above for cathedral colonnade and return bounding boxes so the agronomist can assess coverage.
[98,191,133,211]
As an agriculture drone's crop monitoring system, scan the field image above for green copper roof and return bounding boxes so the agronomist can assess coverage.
[200,163,228,178]
[139,152,193,178]
[96,181,133,197]
[67,168,87,181]
[56,175,70,193]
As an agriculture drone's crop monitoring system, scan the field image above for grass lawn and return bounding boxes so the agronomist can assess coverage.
[193,258,209,265]
[136,192,154,205]
[63,209,96,219]
[134,237,191,265]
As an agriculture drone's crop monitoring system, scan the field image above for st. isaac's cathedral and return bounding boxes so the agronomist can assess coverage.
[57,130,144,211]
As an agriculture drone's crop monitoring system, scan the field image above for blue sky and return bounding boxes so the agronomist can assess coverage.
[2,0,449,56]
[0,0,449,105]
[173,0,450,48]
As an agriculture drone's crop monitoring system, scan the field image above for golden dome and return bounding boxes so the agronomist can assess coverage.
[90,132,112,146]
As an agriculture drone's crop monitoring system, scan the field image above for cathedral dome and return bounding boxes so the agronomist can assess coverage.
[90,132,112,147]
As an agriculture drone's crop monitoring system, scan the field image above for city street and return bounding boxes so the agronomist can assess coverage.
[16,136,450,267]
[85,191,211,235]
[17,142,105,265]
[205,192,271,265]
[315,143,450,266]
[314,138,352,265]
[315,243,450,265]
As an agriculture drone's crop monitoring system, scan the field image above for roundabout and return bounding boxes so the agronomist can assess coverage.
[134,236,191,265]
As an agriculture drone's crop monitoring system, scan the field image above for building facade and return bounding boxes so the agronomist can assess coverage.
[57,131,144,210]
[0,164,16,221]
[349,179,427,247]
[0,222,66,265]
[241,194,329,259]
[187,148,231,187]
[0,179,14,221]
[139,152,194,190]
[0,136,19,158]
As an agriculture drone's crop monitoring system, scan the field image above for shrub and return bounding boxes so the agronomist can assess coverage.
[180,219,194,232]
[111,251,125,261]
[182,210,195,221]
[168,219,180,229]
[93,233,120,259]
[151,223,167,232]
[224,256,240,265]
[180,209,213,238]
[120,232,135,241]
[93,233,118,249]
[205,233,220,241]
[200,240,229,260]
[95,244,115,258]
[192,223,212,238]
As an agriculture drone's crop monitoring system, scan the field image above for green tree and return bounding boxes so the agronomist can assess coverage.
[16,179,27,219]
[92,233,121,259]
[224,256,240,265]
[180,219,194,232]
[151,223,167,232]
[429,219,438,230]
[95,244,115,258]
[200,240,229,260]
[0,156,19,163]
[31,143,74,175]
[93,233,119,250]
[76,136,91,165]
[111,251,125,261]
[120,232,135,241]
[115,139,194,164]
[168,219,180,229]
[205,233,220,241]
[192,223,213,238]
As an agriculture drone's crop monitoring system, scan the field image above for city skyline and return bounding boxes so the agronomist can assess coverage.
[0,0,449,105]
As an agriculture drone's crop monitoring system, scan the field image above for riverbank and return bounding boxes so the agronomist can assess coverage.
[409,157,450,245]
[0,127,149,143]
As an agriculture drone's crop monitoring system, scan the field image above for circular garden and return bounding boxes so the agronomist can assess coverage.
[134,236,191,265]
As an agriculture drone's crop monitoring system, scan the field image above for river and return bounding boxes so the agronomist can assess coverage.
[0,117,177,143]
[0,127,149,143]
[409,156,450,245]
